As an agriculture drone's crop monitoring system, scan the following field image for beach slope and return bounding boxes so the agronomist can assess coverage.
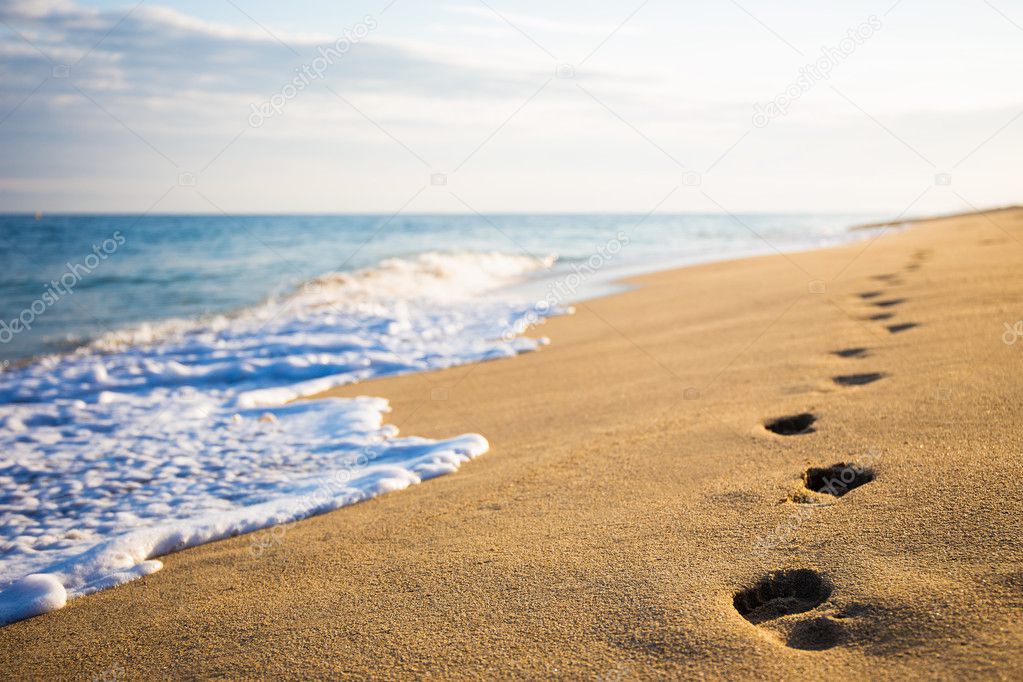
[2,208,1022,679]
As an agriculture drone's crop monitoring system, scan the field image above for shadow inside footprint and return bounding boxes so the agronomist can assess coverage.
[764,413,816,435]
[872,274,899,281]
[733,569,832,625]
[833,372,885,386]
[831,347,869,358]
[787,617,843,650]
[887,322,919,334]
[858,291,883,299]
[873,298,906,308]
[867,312,894,321]
[804,463,874,497]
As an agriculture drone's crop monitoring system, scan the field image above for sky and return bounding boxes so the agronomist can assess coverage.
[0,0,1020,214]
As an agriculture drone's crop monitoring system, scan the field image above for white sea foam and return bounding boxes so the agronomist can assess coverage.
[0,251,558,625]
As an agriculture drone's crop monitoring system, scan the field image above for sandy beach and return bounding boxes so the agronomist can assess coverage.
[2,207,1022,679]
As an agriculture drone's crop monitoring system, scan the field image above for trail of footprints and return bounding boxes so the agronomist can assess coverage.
[733,250,926,650]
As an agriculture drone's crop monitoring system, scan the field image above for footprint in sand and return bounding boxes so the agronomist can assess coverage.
[886,322,919,334]
[733,570,842,650]
[802,462,875,497]
[734,569,832,624]
[832,372,886,386]
[786,616,845,650]
[831,347,869,358]
[858,291,883,299]
[906,250,931,270]
[873,298,906,308]
[764,413,816,435]
[867,312,895,321]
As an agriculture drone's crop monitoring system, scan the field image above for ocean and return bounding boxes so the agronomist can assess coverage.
[0,213,876,362]
[0,212,875,625]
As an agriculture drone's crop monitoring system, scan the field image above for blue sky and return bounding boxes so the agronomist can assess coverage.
[0,0,1021,214]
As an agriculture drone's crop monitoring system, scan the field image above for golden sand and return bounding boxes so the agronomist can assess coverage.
[2,208,1022,679]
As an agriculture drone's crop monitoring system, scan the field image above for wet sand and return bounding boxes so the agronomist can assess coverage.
[2,208,1022,679]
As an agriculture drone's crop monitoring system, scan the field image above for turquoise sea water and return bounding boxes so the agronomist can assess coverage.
[0,213,874,363]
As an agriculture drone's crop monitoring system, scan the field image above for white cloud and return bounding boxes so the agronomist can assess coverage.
[443,4,637,38]
[0,0,1019,213]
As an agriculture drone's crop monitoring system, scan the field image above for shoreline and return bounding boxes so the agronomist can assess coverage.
[848,204,1022,230]
[2,207,1022,678]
